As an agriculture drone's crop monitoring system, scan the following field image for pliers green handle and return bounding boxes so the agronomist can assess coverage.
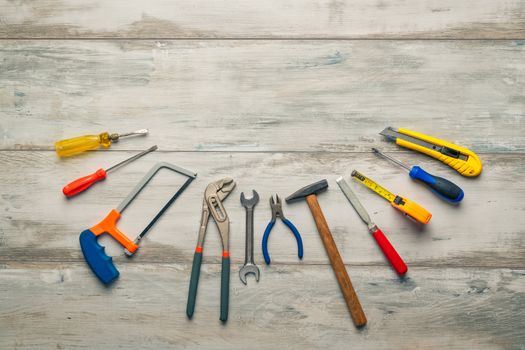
[262,195,303,265]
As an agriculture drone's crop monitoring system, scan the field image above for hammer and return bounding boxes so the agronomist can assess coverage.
[286,180,367,327]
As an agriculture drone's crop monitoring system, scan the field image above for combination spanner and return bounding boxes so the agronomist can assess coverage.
[239,190,260,284]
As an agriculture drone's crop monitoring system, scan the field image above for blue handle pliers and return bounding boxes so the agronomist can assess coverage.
[262,195,303,265]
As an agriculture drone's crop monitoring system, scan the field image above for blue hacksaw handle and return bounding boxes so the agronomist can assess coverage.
[79,229,119,284]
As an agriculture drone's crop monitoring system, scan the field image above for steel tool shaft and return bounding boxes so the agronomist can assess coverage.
[371,148,410,171]
[107,145,157,172]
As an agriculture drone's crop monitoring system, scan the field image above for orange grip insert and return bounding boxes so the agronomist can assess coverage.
[89,209,139,253]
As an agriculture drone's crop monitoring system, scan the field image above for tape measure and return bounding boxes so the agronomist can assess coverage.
[351,170,432,224]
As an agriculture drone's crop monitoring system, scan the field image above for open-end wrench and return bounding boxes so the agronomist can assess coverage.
[239,190,260,284]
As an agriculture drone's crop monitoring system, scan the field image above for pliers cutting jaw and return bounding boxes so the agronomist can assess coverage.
[187,178,236,322]
[269,194,286,222]
[262,195,304,265]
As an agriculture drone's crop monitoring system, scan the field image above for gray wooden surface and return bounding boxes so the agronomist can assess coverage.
[0,2,524,349]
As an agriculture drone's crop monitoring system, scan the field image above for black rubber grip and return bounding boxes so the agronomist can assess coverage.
[409,166,464,203]
[186,251,203,319]
[429,176,464,201]
[220,256,230,322]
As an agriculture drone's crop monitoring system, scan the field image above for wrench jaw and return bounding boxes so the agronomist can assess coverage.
[240,190,260,208]
[239,264,260,285]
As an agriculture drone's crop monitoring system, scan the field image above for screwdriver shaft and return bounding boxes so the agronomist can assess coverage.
[106,145,157,173]
[115,129,149,139]
[372,148,411,171]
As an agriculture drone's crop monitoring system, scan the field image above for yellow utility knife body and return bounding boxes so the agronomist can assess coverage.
[380,127,482,177]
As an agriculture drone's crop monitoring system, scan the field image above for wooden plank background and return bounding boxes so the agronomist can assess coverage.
[0,1,524,349]
[1,0,525,39]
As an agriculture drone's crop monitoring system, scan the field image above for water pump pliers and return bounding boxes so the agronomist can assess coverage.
[186,178,236,322]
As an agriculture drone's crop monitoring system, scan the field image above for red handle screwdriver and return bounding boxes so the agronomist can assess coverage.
[63,145,157,197]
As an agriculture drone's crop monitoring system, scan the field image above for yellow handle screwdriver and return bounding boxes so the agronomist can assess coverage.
[55,129,148,158]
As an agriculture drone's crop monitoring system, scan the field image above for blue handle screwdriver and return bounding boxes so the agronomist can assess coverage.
[372,148,464,203]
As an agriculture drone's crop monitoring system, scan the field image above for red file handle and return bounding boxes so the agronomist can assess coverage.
[372,228,408,275]
[63,168,107,197]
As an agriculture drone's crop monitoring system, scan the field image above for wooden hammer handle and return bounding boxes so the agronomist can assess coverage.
[306,194,367,327]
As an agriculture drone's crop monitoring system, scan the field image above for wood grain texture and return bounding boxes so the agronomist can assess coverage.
[1,264,524,349]
[305,194,367,326]
[1,0,525,39]
[1,1,525,348]
[0,151,523,268]
[1,40,524,152]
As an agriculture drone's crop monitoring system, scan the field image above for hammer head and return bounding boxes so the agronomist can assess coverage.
[285,179,329,203]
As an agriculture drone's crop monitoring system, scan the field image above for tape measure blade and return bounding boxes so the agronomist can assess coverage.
[351,171,396,203]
